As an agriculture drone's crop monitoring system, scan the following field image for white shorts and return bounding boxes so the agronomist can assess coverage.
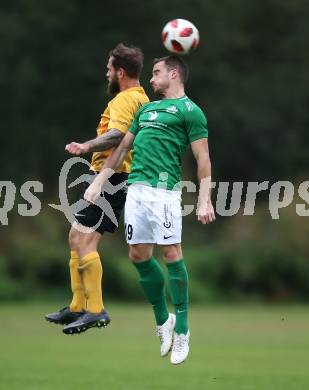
[124,184,182,245]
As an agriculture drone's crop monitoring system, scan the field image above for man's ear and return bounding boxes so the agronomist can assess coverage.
[117,67,125,79]
[170,69,178,79]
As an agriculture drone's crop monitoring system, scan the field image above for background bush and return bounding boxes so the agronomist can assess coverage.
[1,203,308,302]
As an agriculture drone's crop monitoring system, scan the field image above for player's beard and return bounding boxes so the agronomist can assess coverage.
[153,89,165,99]
[152,82,169,99]
[107,76,120,95]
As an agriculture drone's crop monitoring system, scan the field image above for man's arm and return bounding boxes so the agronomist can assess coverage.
[65,128,124,155]
[191,138,216,224]
[84,131,135,203]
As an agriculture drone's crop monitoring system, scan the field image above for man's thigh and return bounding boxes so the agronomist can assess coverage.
[75,171,128,234]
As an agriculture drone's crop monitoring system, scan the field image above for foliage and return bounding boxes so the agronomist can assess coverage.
[189,204,309,301]
[1,1,308,301]
[1,0,308,185]
[1,204,308,302]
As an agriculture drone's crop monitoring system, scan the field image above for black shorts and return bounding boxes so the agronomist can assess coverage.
[75,171,128,234]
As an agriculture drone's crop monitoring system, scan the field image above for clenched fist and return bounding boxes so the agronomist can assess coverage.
[65,142,90,155]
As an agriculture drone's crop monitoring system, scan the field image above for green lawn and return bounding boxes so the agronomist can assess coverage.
[0,303,309,390]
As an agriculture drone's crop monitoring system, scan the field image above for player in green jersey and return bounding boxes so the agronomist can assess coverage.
[84,55,215,364]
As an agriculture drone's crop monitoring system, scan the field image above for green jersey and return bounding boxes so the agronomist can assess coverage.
[128,96,208,191]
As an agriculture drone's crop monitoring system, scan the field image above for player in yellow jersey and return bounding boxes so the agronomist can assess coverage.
[45,43,149,334]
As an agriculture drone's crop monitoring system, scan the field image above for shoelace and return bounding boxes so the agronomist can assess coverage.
[156,327,165,343]
[172,335,186,352]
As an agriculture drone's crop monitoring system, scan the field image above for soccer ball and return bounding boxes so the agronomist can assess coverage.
[162,19,199,55]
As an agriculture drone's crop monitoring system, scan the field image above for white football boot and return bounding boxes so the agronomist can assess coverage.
[170,330,190,364]
[156,313,176,357]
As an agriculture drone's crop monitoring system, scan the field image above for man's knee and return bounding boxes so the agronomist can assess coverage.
[69,228,80,251]
[161,245,182,262]
[129,246,143,261]
[77,231,102,258]
[79,231,101,247]
[129,245,152,262]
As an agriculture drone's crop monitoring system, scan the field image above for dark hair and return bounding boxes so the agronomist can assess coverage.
[153,55,189,83]
[109,43,144,79]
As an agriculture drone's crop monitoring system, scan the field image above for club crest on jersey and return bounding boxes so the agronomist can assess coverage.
[166,105,178,114]
[148,111,158,121]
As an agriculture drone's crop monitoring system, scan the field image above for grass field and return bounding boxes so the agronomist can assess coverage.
[0,302,309,390]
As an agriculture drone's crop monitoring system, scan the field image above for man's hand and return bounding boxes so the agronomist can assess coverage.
[84,181,102,204]
[65,142,90,155]
[197,201,216,224]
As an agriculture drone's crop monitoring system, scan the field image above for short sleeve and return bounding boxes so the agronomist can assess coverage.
[185,105,208,143]
[108,94,135,133]
[129,105,145,135]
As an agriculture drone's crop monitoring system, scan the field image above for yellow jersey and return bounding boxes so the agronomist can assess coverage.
[90,86,149,173]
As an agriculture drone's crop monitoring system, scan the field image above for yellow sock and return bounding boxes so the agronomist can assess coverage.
[79,251,104,313]
[69,251,86,312]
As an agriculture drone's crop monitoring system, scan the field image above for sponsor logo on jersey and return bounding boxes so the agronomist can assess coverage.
[148,111,158,121]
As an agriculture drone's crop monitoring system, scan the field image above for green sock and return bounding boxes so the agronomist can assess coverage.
[133,257,169,326]
[167,259,189,335]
